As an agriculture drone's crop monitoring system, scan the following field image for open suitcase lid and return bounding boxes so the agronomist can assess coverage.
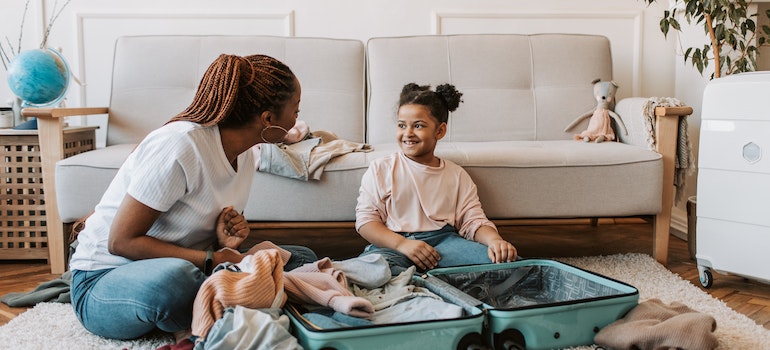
[425,258,639,311]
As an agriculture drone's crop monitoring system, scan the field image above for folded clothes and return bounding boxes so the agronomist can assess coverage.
[352,266,442,311]
[331,253,391,289]
[595,298,718,350]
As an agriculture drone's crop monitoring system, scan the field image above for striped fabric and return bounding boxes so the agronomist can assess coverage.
[192,252,376,341]
[191,249,286,340]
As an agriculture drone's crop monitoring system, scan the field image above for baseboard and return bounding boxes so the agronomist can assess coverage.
[670,211,688,241]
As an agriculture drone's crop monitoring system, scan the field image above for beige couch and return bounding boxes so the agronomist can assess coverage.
[27,34,691,273]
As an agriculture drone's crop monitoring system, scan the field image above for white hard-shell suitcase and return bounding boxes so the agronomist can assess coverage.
[696,71,770,288]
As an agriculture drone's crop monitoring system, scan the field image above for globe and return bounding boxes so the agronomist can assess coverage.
[7,48,70,107]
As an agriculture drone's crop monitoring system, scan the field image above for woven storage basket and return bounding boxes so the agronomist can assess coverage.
[0,127,95,260]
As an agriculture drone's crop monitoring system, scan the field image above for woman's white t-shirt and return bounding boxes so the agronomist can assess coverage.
[69,121,255,271]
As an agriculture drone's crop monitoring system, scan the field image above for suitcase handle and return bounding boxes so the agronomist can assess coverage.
[420,275,485,313]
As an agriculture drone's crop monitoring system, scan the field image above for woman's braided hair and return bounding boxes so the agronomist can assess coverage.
[169,54,296,127]
[398,82,463,123]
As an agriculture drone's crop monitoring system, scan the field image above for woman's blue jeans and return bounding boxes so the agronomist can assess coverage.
[361,225,491,275]
[71,245,317,340]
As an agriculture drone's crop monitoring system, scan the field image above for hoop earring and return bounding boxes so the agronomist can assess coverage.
[261,125,289,144]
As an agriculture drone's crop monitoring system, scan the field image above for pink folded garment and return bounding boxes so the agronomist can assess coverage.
[284,257,375,318]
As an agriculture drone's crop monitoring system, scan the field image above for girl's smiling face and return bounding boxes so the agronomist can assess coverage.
[396,104,446,166]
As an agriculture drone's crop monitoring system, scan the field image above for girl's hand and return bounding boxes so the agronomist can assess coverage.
[487,239,518,263]
[216,206,249,250]
[396,239,441,271]
[214,247,245,265]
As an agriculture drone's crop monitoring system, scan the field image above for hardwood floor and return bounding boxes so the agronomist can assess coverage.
[2,218,769,330]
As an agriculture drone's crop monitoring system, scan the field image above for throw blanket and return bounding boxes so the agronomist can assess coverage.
[595,298,718,350]
[256,131,373,181]
[642,97,694,204]
[0,270,72,307]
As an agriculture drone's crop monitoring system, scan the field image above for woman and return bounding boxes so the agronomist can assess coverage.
[69,54,315,340]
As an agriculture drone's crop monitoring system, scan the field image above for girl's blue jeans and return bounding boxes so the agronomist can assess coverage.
[71,245,316,340]
[361,224,491,275]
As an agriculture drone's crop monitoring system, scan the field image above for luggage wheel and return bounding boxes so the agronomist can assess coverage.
[457,332,489,350]
[699,267,714,289]
[494,329,525,350]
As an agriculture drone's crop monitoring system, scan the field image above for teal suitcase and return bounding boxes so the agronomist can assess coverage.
[425,259,639,350]
[284,276,488,350]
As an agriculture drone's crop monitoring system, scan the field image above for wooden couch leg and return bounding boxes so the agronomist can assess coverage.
[653,213,671,266]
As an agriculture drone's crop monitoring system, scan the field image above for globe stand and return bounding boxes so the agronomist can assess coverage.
[13,117,38,130]
[9,97,36,130]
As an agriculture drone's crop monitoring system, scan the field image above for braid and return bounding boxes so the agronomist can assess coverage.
[170,54,296,127]
[398,82,463,124]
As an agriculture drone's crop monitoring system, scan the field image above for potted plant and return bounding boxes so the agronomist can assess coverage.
[640,0,770,79]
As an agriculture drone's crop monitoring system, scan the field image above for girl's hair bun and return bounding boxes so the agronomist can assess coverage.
[435,84,463,112]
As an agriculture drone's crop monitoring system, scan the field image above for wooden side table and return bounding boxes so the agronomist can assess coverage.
[0,126,97,262]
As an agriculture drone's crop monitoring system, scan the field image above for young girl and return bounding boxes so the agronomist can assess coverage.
[355,83,517,274]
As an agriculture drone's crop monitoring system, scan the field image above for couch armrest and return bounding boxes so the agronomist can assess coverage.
[21,107,109,274]
[653,104,692,266]
[21,107,109,119]
[615,98,692,266]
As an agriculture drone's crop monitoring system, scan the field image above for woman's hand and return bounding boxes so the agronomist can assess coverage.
[216,206,249,250]
[396,239,441,271]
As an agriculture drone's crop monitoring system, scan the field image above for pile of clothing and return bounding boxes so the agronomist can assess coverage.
[192,248,464,350]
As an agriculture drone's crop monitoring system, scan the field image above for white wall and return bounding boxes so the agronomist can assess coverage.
[2,1,676,109]
[4,0,708,230]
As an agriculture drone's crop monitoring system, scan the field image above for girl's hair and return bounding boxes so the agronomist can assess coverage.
[398,83,463,123]
[169,54,296,127]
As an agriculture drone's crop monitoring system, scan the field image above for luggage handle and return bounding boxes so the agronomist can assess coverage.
[488,266,533,299]
[421,275,485,313]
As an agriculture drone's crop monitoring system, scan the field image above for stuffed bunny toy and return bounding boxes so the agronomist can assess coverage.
[564,79,628,143]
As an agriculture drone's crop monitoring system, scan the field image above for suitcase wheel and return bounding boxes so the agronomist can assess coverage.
[699,268,714,289]
[494,329,525,350]
[456,332,489,350]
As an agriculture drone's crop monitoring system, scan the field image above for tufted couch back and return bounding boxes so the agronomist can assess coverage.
[106,35,366,146]
[365,34,612,144]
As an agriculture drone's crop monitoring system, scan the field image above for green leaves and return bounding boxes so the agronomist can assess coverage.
[641,0,770,78]
[660,11,681,37]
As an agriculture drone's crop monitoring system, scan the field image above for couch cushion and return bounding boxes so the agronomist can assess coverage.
[56,35,365,223]
[107,35,365,146]
[55,144,136,222]
[366,34,612,144]
[243,141,661,222]
[58,140,661,223]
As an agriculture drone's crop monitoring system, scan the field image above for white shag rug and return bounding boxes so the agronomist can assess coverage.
[1,253,768,350]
